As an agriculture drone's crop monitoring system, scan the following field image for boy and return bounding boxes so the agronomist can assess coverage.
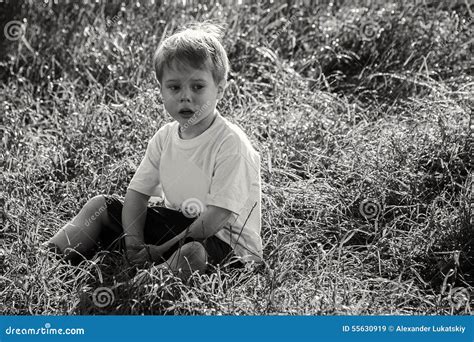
[46,22,263,281]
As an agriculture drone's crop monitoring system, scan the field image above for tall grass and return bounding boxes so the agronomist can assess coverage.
[0,0,472,314]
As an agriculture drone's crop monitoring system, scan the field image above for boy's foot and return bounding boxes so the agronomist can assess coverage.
[132,264,168,287]
[38,242,63,261]
[131,265,176,306]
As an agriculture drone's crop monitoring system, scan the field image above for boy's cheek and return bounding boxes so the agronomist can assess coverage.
[162,98,177,110]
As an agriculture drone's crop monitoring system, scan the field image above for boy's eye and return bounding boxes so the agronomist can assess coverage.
[166,84,204,92]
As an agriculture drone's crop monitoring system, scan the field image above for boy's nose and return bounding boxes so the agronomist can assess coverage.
[180,88,191,102]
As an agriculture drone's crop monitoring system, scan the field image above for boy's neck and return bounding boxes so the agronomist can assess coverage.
[179,112,217,140]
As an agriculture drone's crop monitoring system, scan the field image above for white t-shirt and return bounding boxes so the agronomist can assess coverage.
[127,111,262,263]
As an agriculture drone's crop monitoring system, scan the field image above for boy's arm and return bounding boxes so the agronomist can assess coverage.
[149,205,233,259]
[122,189,150,248]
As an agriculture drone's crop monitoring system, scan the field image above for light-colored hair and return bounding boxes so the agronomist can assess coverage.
[153,22,229,85]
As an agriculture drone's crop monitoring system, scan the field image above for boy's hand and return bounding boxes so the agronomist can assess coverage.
[126,244,169,267]
[147,244,168,262]
[126,245,150,267]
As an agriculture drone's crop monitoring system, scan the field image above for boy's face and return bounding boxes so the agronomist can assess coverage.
[159,61,225,130]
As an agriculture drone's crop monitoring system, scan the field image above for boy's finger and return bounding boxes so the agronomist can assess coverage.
[127,250,147,263]
[127,245,144,251]
[128,256,144,267]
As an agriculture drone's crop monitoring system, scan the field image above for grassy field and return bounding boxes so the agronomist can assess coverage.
[0,0,472,315]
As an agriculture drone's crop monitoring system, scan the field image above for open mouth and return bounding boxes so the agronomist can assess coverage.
[179,110,194,117]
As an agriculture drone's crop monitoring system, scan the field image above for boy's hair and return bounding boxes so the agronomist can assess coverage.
[153,22,230,85]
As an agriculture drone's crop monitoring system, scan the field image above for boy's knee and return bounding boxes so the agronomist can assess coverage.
[179,241,207,266]
[86,195,106,208]
[84,195,109,223]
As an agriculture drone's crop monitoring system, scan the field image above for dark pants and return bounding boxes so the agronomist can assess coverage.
[100,196,242,269]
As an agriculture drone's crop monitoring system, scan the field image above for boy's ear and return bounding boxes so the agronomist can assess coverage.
[156,83,163,101]
[216,80,226,100]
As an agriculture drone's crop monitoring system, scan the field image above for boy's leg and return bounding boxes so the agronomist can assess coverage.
[162,241,208,282]
[46,195,118,262]
[139,237,239,283]
[133,241,207,285]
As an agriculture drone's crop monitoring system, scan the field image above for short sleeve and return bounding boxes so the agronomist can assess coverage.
[206,153,259,215]
[127,130,163,196]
